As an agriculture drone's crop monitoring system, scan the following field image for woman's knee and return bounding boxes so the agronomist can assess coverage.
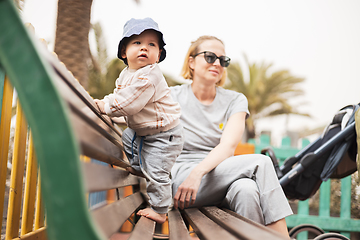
[225,178,264,224]
[228,178,260,200]
[254,154,273,167]
[222,154,273,171]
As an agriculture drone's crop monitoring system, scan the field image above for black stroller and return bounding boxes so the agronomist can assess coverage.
[262,103,359,240]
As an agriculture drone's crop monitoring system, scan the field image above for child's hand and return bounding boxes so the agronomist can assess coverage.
[94,99,106,114]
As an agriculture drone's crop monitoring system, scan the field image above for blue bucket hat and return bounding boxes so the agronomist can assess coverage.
[117,18,166,65]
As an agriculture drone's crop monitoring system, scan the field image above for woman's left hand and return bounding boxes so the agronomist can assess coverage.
[173,170,202,209]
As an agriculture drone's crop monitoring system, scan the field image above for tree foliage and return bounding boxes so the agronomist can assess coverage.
[89,58,126,99]
[87,22,127,99]
[225,58,309,139]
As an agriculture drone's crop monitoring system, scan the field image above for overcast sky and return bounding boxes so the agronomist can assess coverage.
[21,0,360,144]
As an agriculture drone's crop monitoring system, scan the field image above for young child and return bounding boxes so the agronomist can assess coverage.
[94,18,184,223]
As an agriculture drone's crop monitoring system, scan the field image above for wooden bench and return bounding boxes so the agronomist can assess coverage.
[0,1,288,239]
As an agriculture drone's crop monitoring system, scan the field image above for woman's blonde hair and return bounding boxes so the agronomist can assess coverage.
[180,35,227,86]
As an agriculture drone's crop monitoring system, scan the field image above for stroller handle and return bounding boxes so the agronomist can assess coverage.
[313,121,355,155]
[279,121,356,187]
[279,164,306,187]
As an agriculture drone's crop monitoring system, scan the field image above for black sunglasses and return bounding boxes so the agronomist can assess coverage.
[193,51,231,67]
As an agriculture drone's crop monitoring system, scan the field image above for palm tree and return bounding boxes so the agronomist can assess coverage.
[225,59,309,139]
[53,0,141,91]
[54,0,93,90]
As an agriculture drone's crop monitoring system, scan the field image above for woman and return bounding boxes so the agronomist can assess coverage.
[170,36,292,238]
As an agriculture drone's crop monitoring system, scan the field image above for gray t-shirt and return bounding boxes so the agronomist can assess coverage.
[170,84,249,162]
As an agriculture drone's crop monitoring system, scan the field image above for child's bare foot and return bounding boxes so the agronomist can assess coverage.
[126,167,147,179]
[137,208,166,224]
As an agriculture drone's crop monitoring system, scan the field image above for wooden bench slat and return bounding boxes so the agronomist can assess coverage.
[91,192,144,238]
[71,113,121,157]
[72,121,128,168]
[51,70,122,146]
[48,65,116,134]
[168,209,192,240]
[41,47,120,136]
[127,216,155,240]
[51,71,130,168]
[47,69,128,168]
[69,103,123,147]
[69,107,130,168]
[53,70,120,137]
[81,141,130,168]
[45,53,123,144]
[202,207,289,240]
[82,162,139,192]
[184,208,238,240]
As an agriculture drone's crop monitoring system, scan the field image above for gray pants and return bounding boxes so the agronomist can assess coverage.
[171,154,293,225]
[122,125,184,214]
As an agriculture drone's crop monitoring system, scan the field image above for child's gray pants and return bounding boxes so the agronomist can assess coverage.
[122,125,184,214]
[171,154,293,225]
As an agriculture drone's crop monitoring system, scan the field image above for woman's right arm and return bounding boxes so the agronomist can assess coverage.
[173,111,247,209]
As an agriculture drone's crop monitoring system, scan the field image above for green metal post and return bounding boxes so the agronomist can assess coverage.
[340,176,352,238]
[301,139,310,148]
[281,136,291,147]
[297,200,309,240]
[319,180,330,217]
